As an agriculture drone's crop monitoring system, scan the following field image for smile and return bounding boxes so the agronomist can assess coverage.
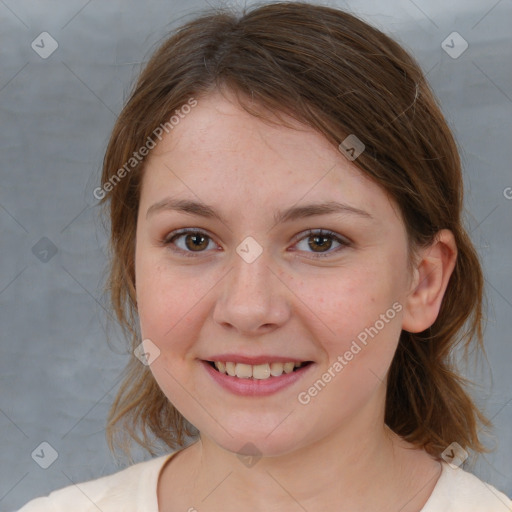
[201,359,314,396]
[210,361,310,379]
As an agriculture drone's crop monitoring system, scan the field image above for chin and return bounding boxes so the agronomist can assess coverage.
[202,425,308,459]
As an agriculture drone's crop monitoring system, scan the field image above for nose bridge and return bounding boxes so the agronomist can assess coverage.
[213,245,289,333]
[231,249,272,300]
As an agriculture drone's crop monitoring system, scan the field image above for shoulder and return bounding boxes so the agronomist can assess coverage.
[422,462,512,511]
[16,453,175,512]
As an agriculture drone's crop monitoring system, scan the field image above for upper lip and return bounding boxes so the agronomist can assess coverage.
[203,354,311,365]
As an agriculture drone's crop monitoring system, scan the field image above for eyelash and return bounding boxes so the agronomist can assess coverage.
[162,228,351,259]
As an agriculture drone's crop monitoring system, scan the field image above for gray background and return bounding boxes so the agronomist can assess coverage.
[1,0,511,510]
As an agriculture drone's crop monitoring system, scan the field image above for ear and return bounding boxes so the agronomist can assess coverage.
[402,229,457,333]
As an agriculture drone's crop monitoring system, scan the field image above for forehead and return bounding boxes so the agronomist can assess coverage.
[150,91,340,169]
[140,91,396,223]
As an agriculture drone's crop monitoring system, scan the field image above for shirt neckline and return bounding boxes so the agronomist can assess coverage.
[149,451,450,511]
[145,451,181,512]
[417,460,449,511]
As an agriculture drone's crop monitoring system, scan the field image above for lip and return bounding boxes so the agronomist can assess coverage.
[205,354,309,365]
[200,359,315,397]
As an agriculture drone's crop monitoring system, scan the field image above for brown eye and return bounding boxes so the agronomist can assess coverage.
[294,229,349,257]
[164,229,216,256]
[308,234,334,252]
[183,232,209,251]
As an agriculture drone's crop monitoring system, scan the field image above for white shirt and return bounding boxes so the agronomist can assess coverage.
[17,451,512,511]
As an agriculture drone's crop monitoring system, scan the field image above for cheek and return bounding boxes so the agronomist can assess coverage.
[298,262,403,343]
[297,275,403,428]
[135,250,222,356]
[294,261,406,407]
[134,255,209,401]
[135,254,191,344]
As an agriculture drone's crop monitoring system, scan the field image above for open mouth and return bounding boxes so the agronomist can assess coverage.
[205,360,313,380]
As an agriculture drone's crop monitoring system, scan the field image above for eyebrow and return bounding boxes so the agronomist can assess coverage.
[146,198,373,224]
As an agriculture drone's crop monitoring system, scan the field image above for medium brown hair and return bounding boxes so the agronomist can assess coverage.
[100,1,490,462]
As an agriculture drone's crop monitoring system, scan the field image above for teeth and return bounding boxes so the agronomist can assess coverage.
[253,363,271,380]
[270,362,285,377]
[283,362,295,374]
[235,363,252,379]
[213,361,306,379]
[225,361,236,377]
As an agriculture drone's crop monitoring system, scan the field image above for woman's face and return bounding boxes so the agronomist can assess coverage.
[135,90,413,456]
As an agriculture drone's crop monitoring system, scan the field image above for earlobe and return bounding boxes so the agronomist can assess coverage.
[402,229,457,333]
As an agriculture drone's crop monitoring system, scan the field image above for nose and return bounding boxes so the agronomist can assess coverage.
[212,248,291,336]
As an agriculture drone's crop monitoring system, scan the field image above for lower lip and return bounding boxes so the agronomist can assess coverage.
[201,360,314,396]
